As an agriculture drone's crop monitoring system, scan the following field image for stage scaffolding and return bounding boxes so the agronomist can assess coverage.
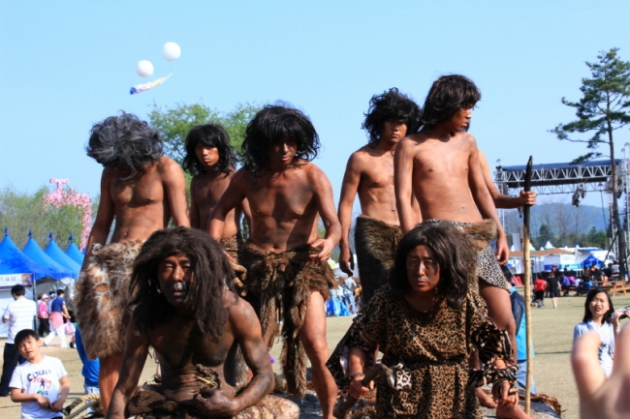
[494,143,630,265]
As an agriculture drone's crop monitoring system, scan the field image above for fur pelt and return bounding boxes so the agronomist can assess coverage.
[241,242,335,398]
[73,239,144,360]
[220,234,247,295]
[354,216,402,304]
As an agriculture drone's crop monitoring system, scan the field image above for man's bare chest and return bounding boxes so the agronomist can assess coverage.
[246,179,315,218]
[111,177,164,207]
[149,324,228,369]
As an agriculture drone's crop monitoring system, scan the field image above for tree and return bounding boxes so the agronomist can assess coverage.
[0,186,87,249]
[148,102,261,164]
[552,48,630,278]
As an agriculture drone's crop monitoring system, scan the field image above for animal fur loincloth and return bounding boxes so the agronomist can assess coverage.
[424,219,509,290]
[240,242,335,398]
[220,234,244,262]
[127,365,300,419]
[73,239,144,359]
[354,215,402,304]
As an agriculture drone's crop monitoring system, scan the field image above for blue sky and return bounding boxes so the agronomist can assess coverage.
[2,1,630,209]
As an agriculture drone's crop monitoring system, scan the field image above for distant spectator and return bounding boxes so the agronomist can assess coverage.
[533,277,547,308]
[342,277,357,314]
[36,294,50,337]
[43,290,70,349]
[547,273,562,309]
[74,327,100,414]
[509,285,537,394]
[0,285,37,397]
[611,260,620,281]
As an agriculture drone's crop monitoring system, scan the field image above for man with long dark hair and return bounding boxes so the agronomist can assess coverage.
[209,104,340,418]
[106,227,298,419]
[183,124,251,260]
[74,112,190,413]
[338,88,422,304]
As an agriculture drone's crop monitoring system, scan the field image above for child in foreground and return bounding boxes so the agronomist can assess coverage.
[10,329,70,419]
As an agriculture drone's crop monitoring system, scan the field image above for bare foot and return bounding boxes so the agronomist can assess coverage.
[475,387,497,408]
[496,402,534,419]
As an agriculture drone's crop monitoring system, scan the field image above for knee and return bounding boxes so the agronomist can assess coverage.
[301,338,329,366]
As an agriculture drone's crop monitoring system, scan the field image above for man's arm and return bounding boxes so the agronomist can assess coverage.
[479,151,536,209]
[106,322,150,419]
[208,170,247,241]
[239,198,253,234]
[467,138,509,263]
[190,177,200,229]
[81,170,116,270]
[162,158,190,228]
[394,138,419,233]
[337,154,361,275]
[311,166,342,262]
[195,297,273,416]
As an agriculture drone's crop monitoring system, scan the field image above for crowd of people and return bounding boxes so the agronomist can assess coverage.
[1,73,628,419]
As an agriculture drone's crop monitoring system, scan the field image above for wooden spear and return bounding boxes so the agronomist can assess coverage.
[523,156,534,414]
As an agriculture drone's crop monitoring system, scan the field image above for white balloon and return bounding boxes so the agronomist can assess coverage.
[136,60,154,78]
[162,42,181,61]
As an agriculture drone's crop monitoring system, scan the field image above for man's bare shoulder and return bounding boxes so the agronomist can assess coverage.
[348,145,384,164]
[223,290,257,322]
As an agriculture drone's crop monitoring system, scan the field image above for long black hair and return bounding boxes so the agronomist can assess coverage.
[583,288,615,324]
[420,75,481,130]
[389,223,474,309]
[130,227,236,342]
[86,112,163,180]
[362,88,422,146]
[241,105,319,174]
[182,124,236,176]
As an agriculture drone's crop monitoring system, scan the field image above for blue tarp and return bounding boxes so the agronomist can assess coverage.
[0,235,54,278]
[45,239,80,276]
[65,242,84,265]
[22,238,75,280]
[582,254,603,268]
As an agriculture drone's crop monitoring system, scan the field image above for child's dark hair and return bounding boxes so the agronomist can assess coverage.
[241,105,319,174]
[15,329,39,346]
[182,124,236,177]
[421,75,481,130]
[363,88,422,146]
[11,284,25,296]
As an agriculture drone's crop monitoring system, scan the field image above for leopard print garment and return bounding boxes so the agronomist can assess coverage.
[327,288,516,419]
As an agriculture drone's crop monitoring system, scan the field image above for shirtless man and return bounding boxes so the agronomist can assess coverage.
[183,124,251,260]
[107,227,298,419]
[209,105,340,419]
[74,112,189,413]
[395,75,517,369]
[338,88,421,304]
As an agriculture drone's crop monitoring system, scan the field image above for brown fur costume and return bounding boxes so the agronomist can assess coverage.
[240,242,335,398]
[127,365,300,419]
[354,215,402,304]
[220,234,244,262]
[73,240,144,359]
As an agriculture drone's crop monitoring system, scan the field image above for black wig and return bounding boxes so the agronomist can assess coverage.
[86,112,163,180]
[130,227,237,342]
[420,75,481,130]
[362,88,422,146]
[182,124,236,177]
[389,222,474,309]
[241,105,319,174]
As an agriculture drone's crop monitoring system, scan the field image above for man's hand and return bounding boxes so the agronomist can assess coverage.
[35,395,50,409]
[348,374,373,399]
[194,388,237,417]
[496,234,509,264]
[310,238,335,263]
[339,244,355,276]
[50,398,65,412]
[572,325,630,419]
[518,190,536,206]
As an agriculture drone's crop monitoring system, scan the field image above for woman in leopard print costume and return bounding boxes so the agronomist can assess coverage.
[327,223,532,419]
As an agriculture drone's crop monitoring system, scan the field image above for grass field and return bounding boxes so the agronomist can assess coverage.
[1,289,629,418]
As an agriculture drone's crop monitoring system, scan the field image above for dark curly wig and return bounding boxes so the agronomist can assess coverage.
[241,105,319,174]
[182,124,236,177]
[420,75,481,130]
[86,112,163,180]
[130,227,236,342]
[389,222,474,309]
[362,88,422,146]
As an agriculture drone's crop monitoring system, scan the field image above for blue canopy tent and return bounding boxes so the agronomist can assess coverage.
[22,232,76,280]
[64,234,84,265]
[582,254,603,268]
[0,230,55,279]
[44,234,81,276]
